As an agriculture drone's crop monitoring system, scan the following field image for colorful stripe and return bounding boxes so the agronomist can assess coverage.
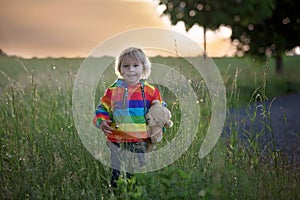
[93,79,162,142]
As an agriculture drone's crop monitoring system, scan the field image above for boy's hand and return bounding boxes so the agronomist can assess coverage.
[100,120,114,135]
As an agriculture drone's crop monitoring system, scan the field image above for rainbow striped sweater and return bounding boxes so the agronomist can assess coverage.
[93,79,162,142]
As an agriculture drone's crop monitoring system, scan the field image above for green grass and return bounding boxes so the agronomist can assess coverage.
[213,56,300,106]
[0,55,300,199]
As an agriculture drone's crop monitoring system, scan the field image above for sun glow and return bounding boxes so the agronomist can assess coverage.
[152,0,233,57]
[0,0,235,58]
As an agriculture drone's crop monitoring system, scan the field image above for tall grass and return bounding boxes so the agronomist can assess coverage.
[0,56,300,199]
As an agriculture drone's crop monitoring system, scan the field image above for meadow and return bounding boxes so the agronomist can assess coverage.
[0,55,300,199]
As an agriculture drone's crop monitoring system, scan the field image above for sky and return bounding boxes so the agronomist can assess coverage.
[0,0,233,58]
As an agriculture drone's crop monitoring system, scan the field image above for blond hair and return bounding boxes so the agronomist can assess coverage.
[115,47,151,79]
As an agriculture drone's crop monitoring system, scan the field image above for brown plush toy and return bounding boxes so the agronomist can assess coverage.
[145,100,173,152]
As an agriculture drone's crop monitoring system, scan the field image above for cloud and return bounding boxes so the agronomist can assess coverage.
[0,0,234,58]
[0,0,165,58]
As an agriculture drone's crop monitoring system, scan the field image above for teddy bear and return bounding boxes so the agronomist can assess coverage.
[145,100,173,152]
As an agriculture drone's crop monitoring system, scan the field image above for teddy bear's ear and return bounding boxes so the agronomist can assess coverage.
[164,120,173,128]
[152,100,160,105]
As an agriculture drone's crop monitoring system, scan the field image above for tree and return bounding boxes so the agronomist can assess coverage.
[158,0,274,58]
[231,0,300,74]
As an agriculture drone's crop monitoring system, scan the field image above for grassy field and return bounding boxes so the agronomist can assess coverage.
[0,55,300,199]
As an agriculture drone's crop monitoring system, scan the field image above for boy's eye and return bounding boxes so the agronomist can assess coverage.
[123,64,140,68]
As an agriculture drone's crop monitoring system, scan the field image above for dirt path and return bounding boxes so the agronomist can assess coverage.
[223,93,300,162]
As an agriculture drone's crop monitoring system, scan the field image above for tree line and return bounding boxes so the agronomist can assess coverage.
[159,0,300,74]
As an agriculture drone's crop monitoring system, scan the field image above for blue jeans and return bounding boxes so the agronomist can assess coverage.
[108,142,147,188]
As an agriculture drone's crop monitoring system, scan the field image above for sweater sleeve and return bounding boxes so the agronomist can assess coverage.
[93,88,112,128]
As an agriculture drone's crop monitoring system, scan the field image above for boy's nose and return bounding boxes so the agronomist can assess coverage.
[129,66,134,71]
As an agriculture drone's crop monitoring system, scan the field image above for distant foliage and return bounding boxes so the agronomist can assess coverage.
[159,0,274,30]
[158,0,274,56]
[158,0,300,73]
[231,0,300,73]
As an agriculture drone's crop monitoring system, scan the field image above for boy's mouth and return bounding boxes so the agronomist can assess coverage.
[126,73,136,76]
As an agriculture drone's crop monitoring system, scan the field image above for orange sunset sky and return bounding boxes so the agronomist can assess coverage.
[0,0,234,58]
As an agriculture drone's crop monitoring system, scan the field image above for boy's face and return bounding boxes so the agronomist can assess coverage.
[120,55,143,84]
